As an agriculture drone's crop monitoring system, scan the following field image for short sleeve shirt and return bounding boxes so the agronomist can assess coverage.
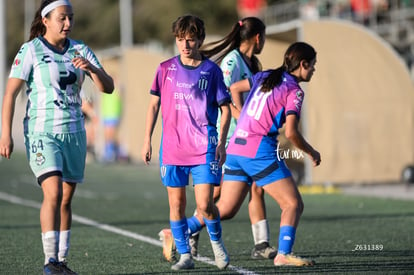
[9,36,102,134]
[226,71,304,158]
[150,56,231,165]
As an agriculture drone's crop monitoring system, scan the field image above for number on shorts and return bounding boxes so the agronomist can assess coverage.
[31,139,44,153]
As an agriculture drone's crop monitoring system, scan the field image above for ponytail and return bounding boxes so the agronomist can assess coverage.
[201,16,265,69]
[260,42,316,93]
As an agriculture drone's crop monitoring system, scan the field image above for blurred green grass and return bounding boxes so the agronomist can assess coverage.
[1,152,413,274]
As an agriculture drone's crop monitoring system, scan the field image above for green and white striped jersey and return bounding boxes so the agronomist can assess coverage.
[9,36,102,134]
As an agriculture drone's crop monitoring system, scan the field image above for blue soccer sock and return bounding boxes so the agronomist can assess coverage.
[170,218,190,254]
[278,225,296,254]
[203,216,222,241]
[187,216,202,235]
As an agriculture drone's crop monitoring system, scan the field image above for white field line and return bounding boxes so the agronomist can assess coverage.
[0,191,258,275]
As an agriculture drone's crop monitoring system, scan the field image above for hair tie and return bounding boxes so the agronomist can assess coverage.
[238,20,243,27]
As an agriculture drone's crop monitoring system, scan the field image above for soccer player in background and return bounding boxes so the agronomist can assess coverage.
[0,0,114,274]
[185,16,278,260]
[141,15,231,271]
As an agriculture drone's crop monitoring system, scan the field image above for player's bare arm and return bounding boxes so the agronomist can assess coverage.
[285,114,321,166]
[216,103,231,167]
[142,95,161,164]
[229,78,250,112]
[0,78,25,159]
[72,57,114,94]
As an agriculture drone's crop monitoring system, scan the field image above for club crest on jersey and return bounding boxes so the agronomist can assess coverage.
[198,76,208,91]
[35,153,46,166]
[73,51,81,58]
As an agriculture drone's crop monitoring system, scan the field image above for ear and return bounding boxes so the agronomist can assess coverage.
[301,60,309,69]
[42,16,48,27]
[255,33,260,44]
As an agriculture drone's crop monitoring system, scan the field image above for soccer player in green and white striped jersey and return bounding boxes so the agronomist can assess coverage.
[0,1,113,274]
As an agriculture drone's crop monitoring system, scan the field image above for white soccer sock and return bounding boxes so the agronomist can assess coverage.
[251,219,270,245]
[58,230,71,262]
[42,231,59,265]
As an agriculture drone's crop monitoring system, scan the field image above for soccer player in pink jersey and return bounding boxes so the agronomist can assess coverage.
[222,41,321,266]
[186,17,278,260]
[182,41,321,267]
[141,15,231,271]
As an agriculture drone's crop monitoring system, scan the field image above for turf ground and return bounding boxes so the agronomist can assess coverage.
[1,152,413,274]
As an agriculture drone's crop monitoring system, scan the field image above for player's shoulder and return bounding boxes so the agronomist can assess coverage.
[159,56,179,70]
[201,57,223,74]
[223,49,241,62]
[68,38,88,52]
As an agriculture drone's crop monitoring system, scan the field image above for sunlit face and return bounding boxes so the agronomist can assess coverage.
[301,57,317,82]
[175,34,203,59]
[43,5,74,40]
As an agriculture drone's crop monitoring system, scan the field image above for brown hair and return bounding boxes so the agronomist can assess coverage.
[29,0,60,41]
[261,42,316,92]
[200,17,265,73]
[172,15,205,43]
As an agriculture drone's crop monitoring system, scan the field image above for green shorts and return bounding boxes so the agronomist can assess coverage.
[24,131,87,185]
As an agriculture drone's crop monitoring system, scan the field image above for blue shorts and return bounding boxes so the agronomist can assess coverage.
[160,161,222,187]
[223,154,291,187]
[24,131,87,185]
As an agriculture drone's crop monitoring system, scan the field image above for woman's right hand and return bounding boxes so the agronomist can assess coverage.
[309,149,321,167]
[141,142,152,165]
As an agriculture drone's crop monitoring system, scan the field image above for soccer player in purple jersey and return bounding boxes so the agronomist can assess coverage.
[222,41,321,266]
[180,41,320,267]
[141,15,231,271]
[186,17,278,260]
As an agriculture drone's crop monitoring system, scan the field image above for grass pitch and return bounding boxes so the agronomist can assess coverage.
[0,152,413,274]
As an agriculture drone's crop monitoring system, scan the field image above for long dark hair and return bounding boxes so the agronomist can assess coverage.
[261,42,316,92]
[200,17,265,73]
[29,0,58,41]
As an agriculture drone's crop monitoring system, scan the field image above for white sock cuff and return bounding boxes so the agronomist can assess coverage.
[42,231,59,239]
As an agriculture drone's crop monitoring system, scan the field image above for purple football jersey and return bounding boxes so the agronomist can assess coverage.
[151,56,231,165]
[227,71,304,158]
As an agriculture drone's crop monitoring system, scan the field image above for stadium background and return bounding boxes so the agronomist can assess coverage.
[2,0,414,185]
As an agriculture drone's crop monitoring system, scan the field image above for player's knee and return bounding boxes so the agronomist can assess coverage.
[282,198,304,216]
[216,203,237,220]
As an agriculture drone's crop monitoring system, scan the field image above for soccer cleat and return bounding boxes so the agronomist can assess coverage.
[274,253,315,266]
[158,229,177,262]
[251,242,277,259]
[43,260,64,275]
[171,254,194,270]
[59,261,77,275]
[211,238,230,269]
[189,232,200,257]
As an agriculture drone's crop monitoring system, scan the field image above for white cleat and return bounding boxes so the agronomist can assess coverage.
[211,238,230,269]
